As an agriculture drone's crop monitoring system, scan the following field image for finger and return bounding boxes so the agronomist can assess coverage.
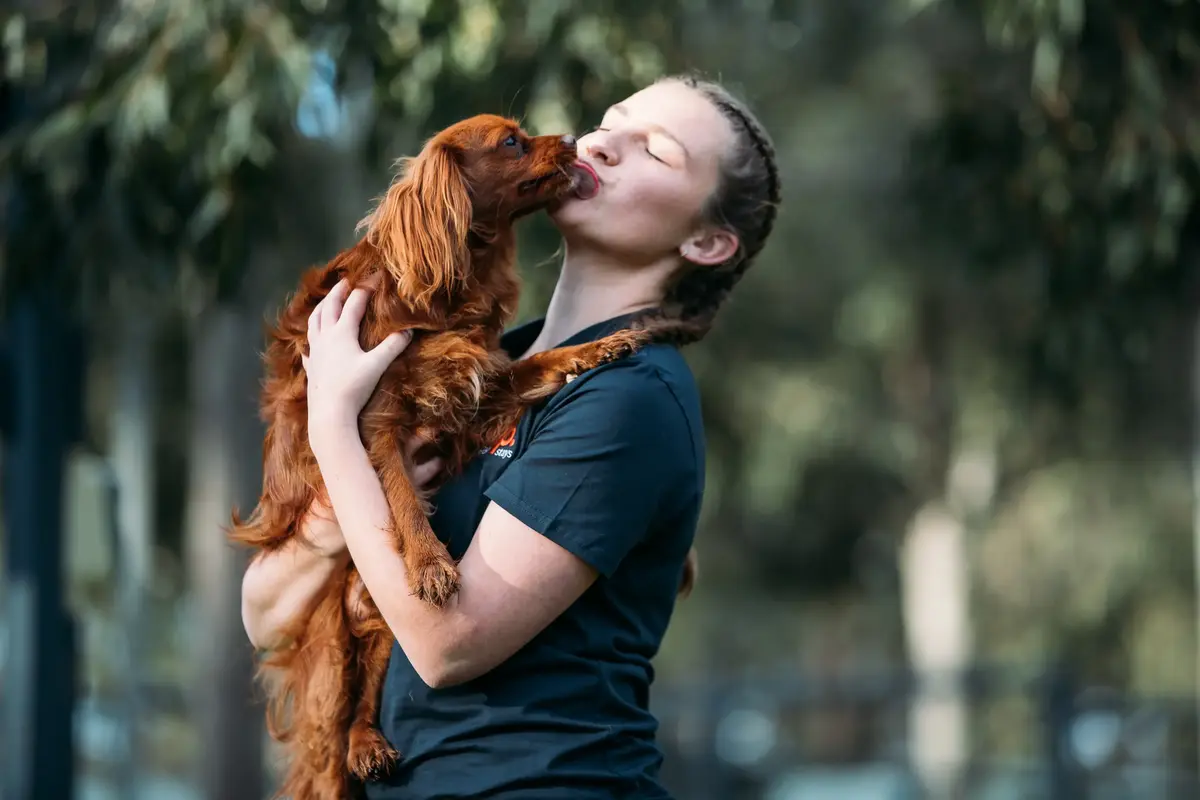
[321,279,350,328]
[369,330,412,370]
[339,287,373,332]
[411,456,445,489]
[308,303,322,338]
[403,432,432,463]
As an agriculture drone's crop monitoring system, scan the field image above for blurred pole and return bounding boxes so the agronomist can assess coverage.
[900,502,971,800]
[1193,306,1200,778]
[0,289,84,800]
[183,304,265,800]
[110,310,158,798]
[1042,665,1083,800]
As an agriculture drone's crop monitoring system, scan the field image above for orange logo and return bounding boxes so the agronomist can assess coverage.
[489,426,517,455]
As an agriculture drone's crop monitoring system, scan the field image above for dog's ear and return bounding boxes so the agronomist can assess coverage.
[359,141,472,312]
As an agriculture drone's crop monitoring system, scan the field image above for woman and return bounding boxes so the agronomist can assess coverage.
[241,73,780,799]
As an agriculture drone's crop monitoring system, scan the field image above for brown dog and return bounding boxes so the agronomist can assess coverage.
[229,114,652,799]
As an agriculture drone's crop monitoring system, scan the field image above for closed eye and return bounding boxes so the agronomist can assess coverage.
[592,126,666,164]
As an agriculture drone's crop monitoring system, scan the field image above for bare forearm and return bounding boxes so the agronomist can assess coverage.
[314,426,474,682]
[241,534,347,650]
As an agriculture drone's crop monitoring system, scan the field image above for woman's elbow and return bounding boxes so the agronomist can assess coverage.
[241,592,271,650]
[408,629,486,689]
[240,569,281,651]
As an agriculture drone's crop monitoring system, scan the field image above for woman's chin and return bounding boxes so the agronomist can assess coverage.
[547,196,593,228]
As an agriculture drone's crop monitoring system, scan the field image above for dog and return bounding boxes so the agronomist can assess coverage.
[228,114,655,799]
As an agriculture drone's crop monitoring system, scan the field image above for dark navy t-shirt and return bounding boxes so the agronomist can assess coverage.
[365,312,705,799]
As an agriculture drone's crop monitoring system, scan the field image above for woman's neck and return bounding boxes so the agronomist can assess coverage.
[518,246,672,359]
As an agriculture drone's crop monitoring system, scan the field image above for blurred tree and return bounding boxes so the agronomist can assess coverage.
[902,0,1200,786]
[909,0,1199,413]
[0,0,705,794]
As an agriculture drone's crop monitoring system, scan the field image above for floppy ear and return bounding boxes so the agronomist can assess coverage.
[358,142,472,311]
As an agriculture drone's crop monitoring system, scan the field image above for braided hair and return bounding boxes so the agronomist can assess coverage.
[635,74,782,346]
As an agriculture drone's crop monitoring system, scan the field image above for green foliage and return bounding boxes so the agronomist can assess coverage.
[1,0,682,305]
[903,0,1200,415]
[972,0,1200,271]
[7,0,1192,695]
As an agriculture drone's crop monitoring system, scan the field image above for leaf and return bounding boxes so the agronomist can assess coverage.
[186,184,232,244]
[25,103,88,160]
[114,71,171,146]
[1058,0,1084,38]
[1031,33,1061,99]
[1127,49,1165,113]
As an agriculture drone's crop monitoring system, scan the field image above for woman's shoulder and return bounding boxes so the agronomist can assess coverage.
[537,343,704,462]
[556,342,698,411]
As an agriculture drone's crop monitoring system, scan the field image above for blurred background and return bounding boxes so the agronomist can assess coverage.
[2,0,1199,798]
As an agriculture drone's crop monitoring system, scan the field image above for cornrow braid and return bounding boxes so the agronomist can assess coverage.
[634,74,782,347]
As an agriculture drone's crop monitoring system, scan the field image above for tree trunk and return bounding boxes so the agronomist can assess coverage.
[183,304,265,800]
[1193,307,1200,776]
[892,289,974,799]
[901,501,972,799]
[109,311,157,797]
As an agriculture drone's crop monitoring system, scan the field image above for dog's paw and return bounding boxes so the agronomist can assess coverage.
[347,725,400,781]
[409,554,460,607]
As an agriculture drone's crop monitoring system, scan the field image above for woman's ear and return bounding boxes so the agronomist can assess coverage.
[358,142,472,312]
[679,227,739,266]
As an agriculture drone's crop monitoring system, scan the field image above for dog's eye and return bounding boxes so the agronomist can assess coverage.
[502,134,524,156]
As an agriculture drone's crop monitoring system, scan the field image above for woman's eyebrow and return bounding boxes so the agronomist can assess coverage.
[607,104,690,160]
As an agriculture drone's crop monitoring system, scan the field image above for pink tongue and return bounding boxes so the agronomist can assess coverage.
[571,166,599,199]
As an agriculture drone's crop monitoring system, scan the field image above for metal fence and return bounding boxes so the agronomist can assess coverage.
[651,666,1200,799]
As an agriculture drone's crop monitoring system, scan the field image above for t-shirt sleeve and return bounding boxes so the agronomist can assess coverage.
[483,360,697,577]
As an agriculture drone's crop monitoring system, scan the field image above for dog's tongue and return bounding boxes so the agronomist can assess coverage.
[569,164,599,200]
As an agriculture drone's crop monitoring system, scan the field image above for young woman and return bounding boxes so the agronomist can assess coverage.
[241,74,780,799]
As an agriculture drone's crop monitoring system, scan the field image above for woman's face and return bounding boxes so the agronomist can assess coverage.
[551,81,736,267]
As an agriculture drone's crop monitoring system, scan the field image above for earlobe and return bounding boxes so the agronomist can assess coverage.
[680,228,739,266]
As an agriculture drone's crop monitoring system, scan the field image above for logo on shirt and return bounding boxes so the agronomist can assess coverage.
[482,425,517,460]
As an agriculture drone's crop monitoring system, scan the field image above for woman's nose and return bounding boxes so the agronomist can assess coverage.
[586,139,615,165]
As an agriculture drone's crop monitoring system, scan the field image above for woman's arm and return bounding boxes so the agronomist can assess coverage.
[313,429,597,688]
[303,280,691,688]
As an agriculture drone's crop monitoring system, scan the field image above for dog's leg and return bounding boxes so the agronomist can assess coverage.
[390,457,460,606]
[362,432,459,606]
[511,329,649,402]
[346,625,400,781]
[267,568,359,800]
[476,329,651,448]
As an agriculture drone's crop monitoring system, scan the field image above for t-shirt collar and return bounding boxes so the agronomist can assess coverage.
[500,309,655,360]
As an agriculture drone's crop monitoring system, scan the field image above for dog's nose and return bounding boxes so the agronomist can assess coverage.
[561,134,577,149]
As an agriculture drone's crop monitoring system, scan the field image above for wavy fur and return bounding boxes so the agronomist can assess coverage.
[228,114,661,800]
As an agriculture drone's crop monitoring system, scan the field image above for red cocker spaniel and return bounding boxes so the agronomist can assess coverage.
[228,115,651,799]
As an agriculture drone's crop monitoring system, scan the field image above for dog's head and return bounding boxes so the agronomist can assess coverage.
[358,114,578,312]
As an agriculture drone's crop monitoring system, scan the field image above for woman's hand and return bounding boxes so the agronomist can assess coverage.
[303,279,411,450]
[404,434,446,491]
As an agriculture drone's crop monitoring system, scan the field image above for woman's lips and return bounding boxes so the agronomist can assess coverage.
[570,161,601,200]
